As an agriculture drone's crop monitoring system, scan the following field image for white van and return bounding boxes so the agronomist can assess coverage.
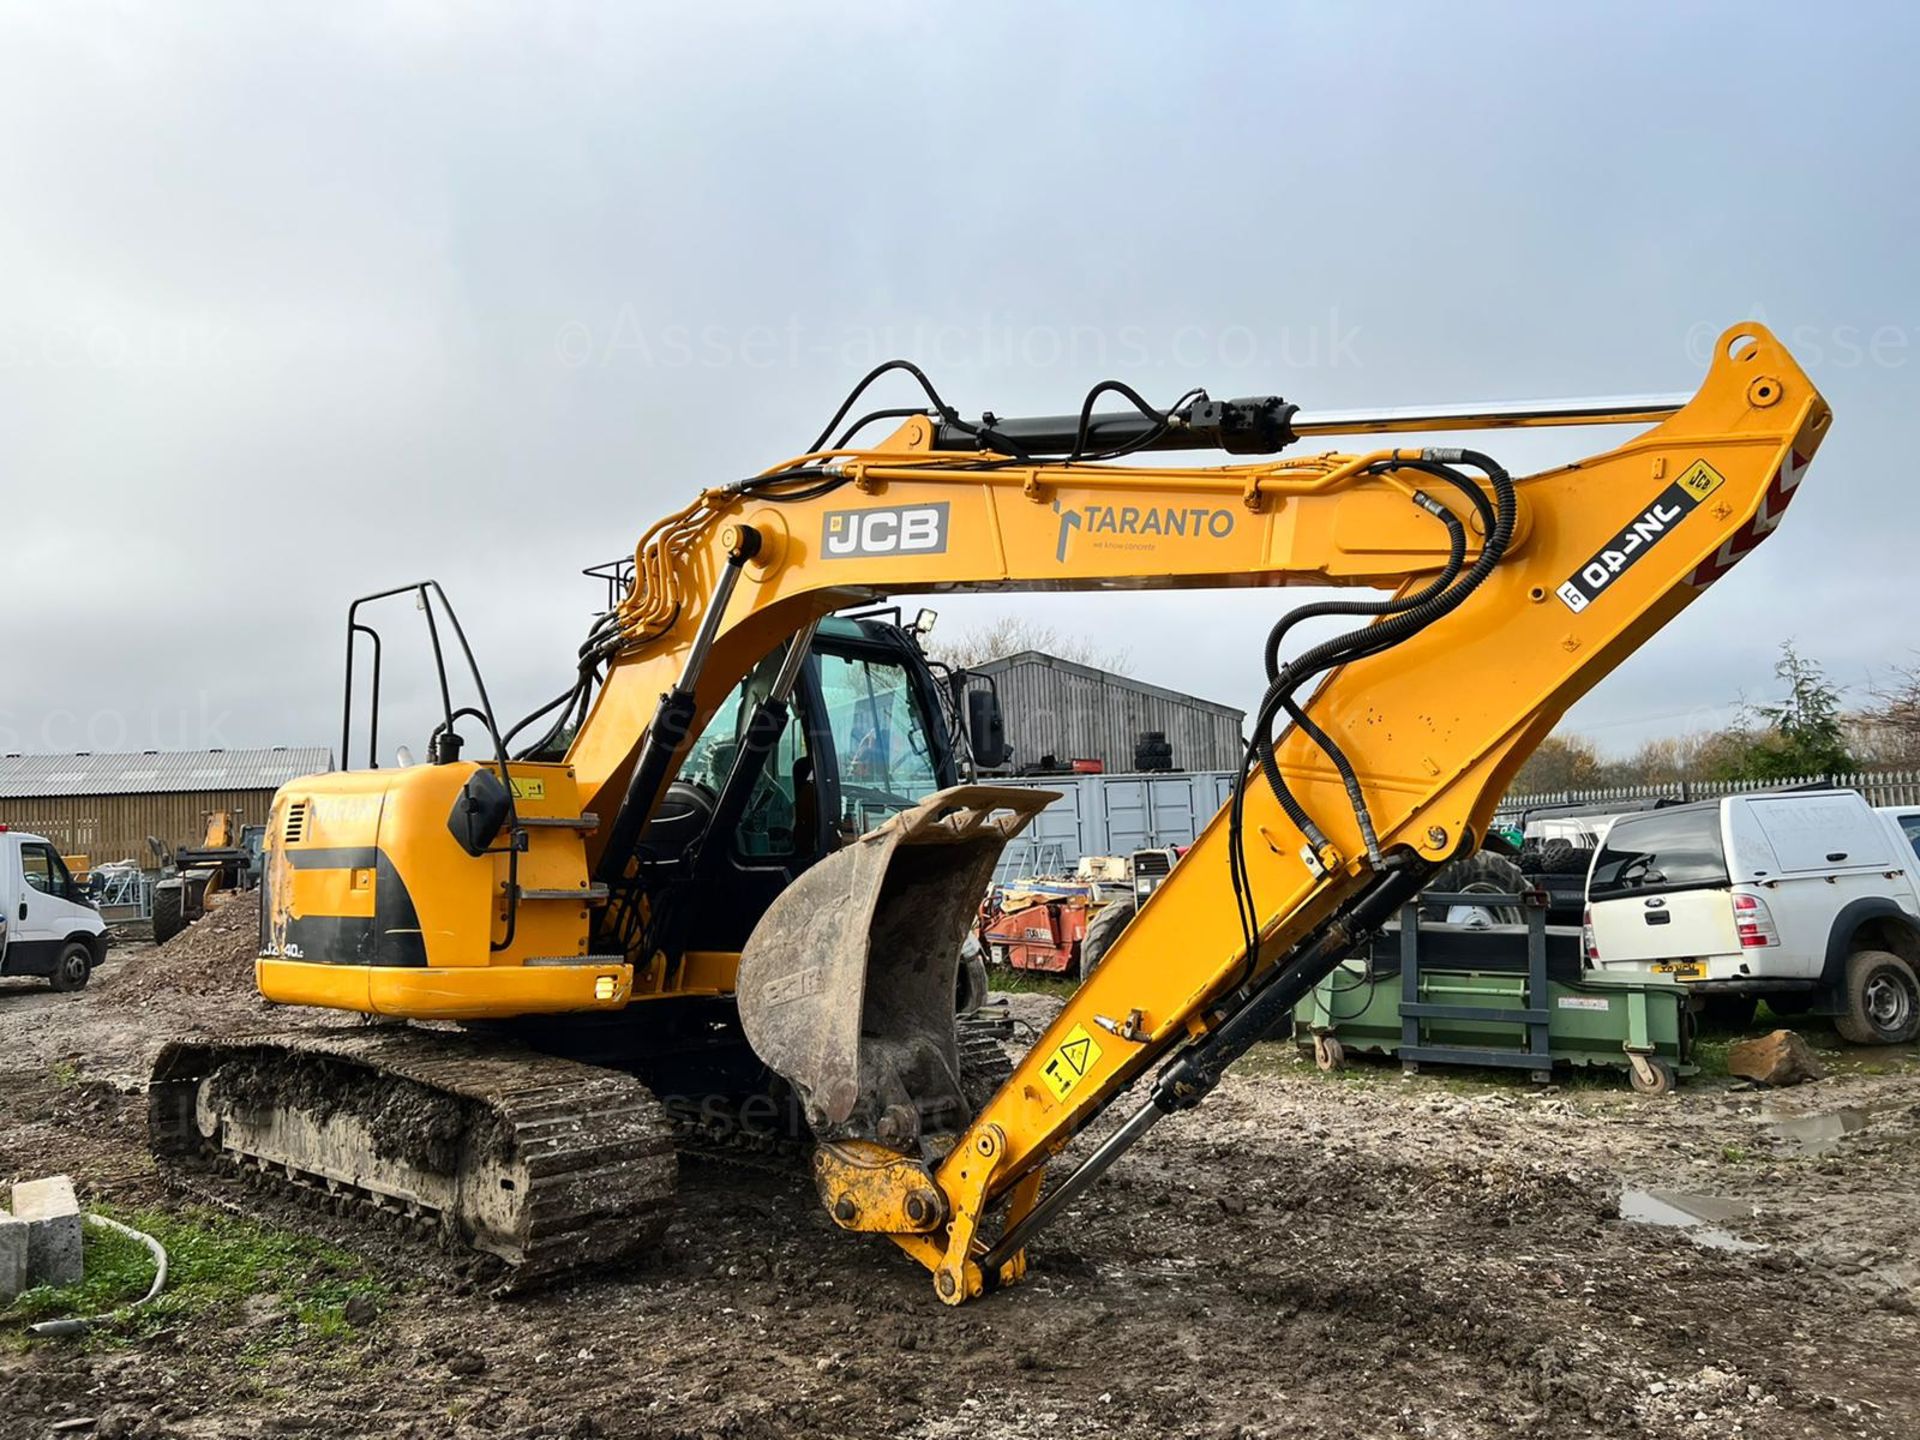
[0,825,108,991]
[1582,791,1920,1045]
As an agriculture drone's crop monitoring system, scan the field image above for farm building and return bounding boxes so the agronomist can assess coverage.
[967,651,1244,774]
[0,748,332,865]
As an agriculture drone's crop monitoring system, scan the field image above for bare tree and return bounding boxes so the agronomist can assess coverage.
[1511,734,1606,792]
[929,617,1131,673]
[1850,661,1920,766]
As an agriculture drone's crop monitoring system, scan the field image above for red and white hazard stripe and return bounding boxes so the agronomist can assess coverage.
[1688,447,1810,590]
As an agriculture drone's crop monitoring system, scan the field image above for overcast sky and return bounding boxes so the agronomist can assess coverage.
[4,2,1917,763]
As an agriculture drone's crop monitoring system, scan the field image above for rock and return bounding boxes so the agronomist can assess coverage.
[343,1294,377,1326]
[446,1350,488,1377]
[240,1293,289,1330]
[11,1175,84,1287]
[1726,1030,1825,1087]
[95,1407,150,1440]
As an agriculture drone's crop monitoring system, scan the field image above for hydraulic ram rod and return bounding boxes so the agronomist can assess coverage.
[926,392,1689,458]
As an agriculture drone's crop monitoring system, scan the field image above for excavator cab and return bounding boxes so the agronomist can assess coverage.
[636,613,968,954]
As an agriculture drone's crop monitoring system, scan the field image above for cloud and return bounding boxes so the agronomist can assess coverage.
[4,3,1916,765]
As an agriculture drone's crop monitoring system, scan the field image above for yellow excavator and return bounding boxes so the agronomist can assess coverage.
[151,323,1827,1303]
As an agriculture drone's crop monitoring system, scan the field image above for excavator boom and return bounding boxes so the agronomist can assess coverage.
[578,324,1827,1300]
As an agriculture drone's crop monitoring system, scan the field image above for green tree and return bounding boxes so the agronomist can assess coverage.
[1715,642,1855,781]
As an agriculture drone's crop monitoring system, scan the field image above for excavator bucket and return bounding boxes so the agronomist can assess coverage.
[737,785,1055,1145]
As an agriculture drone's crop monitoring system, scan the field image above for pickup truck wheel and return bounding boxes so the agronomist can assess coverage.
[48,941,92,993]
[1834,949,1920,1045]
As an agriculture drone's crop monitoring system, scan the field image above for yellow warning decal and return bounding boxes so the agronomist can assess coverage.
[510,778,547,801]
[1675,459,1727,503]
[1039,1023,1103,1102]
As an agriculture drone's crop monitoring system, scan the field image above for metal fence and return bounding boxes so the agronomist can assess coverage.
[1494,769,1920,824]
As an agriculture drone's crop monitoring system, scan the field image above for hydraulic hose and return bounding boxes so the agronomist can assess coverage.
[1225,450,1515,968]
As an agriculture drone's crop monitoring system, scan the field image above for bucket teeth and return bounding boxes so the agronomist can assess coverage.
[736,785,1055,1146]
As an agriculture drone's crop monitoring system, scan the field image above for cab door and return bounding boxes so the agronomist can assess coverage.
[0,838,12,970]
[15,842,85,964]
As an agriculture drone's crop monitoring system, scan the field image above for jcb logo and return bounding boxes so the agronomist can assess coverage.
[822,503,950,559]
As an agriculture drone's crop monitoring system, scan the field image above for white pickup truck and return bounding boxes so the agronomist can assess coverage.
[0,824,108,991]
[1582,791,1920,1044]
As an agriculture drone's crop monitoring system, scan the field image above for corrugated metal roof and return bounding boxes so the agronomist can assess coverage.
[968,651,1244,719]
[0,748,334,799]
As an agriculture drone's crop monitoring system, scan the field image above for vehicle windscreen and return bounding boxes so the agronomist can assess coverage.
[1589,807,1728,900]
[815,649,941,833]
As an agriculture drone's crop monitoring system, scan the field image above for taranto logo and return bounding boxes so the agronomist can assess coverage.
[1052,500,1235,563]
[821,502,950,559]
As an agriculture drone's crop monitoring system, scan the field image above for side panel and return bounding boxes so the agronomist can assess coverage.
[1745,795,1891,872]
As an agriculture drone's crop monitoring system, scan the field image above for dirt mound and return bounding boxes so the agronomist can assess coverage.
[102,889,265,1009]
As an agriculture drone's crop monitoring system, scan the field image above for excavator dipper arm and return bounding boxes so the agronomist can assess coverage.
[563,324,1827,1303]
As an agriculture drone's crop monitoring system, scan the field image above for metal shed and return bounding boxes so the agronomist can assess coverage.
[967,651,1244,774]
[0,748,332,865]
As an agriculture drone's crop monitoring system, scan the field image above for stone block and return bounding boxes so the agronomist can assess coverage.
[12,1175,84,1287]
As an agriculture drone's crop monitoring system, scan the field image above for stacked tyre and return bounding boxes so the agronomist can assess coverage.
[1516,837,1594,926]
[1133,731,1174,773]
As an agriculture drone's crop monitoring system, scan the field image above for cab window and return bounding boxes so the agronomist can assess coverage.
[675,652,808,860]
[1590,807,1728,899]
[816,650,940,834]
[21,844,69,899]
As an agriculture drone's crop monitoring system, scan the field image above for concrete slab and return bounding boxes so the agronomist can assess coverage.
[0,1215,27,1302]
[12,1175,83,1287]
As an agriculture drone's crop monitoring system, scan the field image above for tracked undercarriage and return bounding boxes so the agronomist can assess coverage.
[149,1028,679,1286]
[148,1008,1016,1285]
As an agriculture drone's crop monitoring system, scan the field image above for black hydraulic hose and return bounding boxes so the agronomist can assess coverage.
[1064,380,1172,462]
[504,682,583,752]
[1237,492,1467,852]
[1262,485,1473,680]
[805,359,982,455]
[1225,451,1514,972]
[1255,498,1467,860]
[1254,454,1515,819]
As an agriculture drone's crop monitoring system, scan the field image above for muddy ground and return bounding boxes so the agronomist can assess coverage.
[3,901,1918,1440]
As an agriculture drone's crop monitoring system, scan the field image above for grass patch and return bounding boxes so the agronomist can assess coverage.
[1691,1036,1733,1079]
[988,972,1078,998]
[47,1059,82,1087]
[1,1205,387,1352]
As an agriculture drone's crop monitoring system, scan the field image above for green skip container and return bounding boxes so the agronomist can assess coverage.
[1291,891,1694,1093]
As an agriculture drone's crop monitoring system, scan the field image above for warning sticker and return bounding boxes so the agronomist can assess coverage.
[1040,1023,1104,1102]
[509,778,547,801]
[1557,995,1612,1012]
[1555,459,1728,614]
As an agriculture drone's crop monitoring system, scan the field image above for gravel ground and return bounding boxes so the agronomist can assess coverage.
[2,900,1918,1439]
